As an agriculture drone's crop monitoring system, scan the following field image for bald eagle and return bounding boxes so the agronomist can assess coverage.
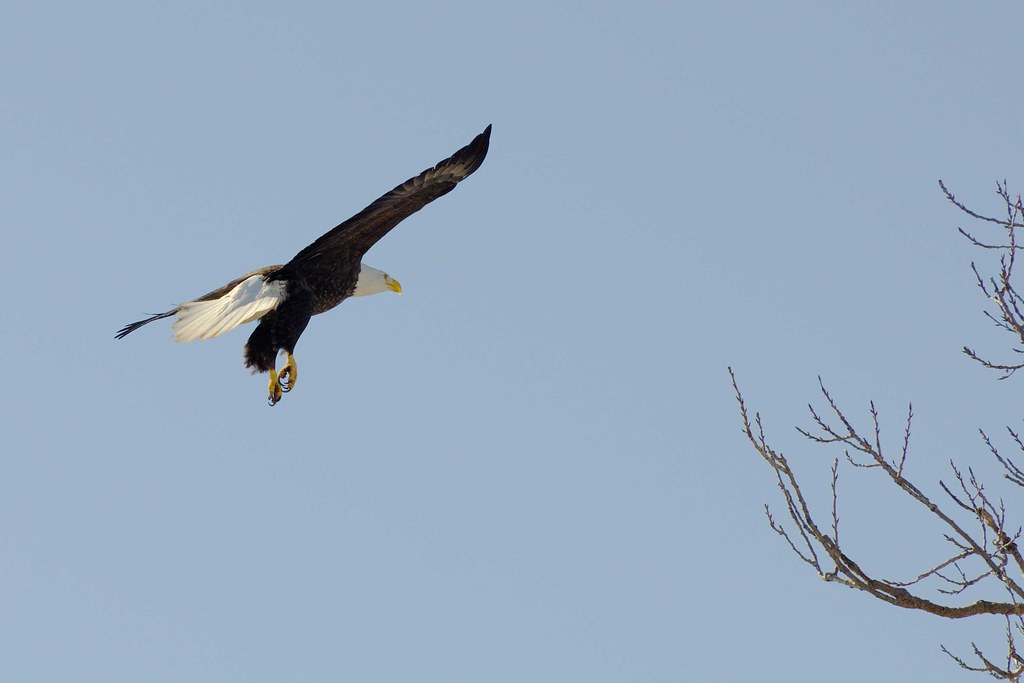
[117,125,491,405]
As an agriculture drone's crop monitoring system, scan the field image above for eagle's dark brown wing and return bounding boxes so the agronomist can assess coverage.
[284,125,491,268]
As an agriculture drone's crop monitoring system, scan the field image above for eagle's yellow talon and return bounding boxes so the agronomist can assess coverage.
[279,352,298,393]
[268,368,284,406]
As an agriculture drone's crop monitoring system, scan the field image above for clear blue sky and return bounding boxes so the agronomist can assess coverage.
[3,2,1023,681]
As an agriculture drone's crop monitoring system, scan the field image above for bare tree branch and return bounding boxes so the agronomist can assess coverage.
[947,182,1024,377]
[730,178,1024,683]
[941,179,1024,232]
[731,368,1024,619]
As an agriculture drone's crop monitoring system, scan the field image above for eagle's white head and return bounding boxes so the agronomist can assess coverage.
[353,264,402,297]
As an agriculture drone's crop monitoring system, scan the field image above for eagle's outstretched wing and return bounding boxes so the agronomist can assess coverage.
[283,125,491,268]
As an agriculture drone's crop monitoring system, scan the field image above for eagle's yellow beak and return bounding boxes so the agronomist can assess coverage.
[385,275,402,294]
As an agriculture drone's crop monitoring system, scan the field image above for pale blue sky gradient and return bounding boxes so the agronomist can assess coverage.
[3,2,1024,681]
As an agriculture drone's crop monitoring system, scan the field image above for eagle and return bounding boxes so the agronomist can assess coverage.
[117,125,491,405]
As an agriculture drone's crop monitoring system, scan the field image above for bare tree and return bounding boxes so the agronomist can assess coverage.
[731,181,1024,680]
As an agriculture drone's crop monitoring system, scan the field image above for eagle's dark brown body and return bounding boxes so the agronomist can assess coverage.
[242,259,360,373]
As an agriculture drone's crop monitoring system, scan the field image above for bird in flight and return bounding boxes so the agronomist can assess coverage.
[117,125,491,405]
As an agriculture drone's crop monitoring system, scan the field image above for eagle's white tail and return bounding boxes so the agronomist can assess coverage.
[172,275,286,343]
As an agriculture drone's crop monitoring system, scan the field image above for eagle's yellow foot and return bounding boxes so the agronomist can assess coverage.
[278,352,298,393]
[268,368,284,406]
